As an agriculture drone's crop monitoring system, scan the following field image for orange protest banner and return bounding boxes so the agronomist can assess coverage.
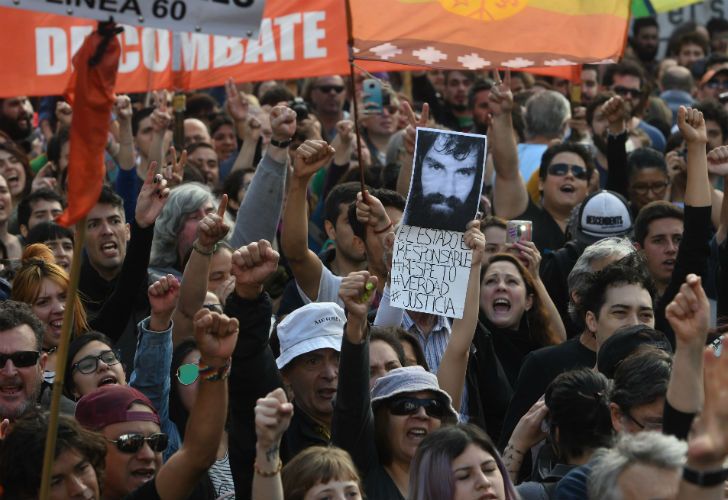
[350,0,630,70]
[0,0,401,98]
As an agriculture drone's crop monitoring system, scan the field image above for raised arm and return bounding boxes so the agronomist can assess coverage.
[708,146,728,244]
[602,96,630,198]
[280,139,335,301]
[155,307,238,499]
[145,91,171,176]
[490,70,528,219]
[664,274,710,438]
[396,102,430,197]
[679,106,712,208]
[172,196,230,346]
[252,388,293,500]
[516,240,566,342]
[437,220,484,411]
[676,337,728,500]
[113,94,136,171]
[230,105,296,248]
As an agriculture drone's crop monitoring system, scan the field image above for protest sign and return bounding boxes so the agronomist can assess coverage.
[2,0,266,39]
[392,128,486,318]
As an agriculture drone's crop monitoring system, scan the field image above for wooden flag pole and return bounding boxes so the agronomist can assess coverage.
[39,218,87,500]
[344,0,368,201]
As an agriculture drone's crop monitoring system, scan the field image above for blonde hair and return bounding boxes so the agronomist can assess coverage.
[12,244,89,340]
[281,446,362,500]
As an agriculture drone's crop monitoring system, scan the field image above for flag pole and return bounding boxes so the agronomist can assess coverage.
[39,218,87,500]
[344,0,368,200]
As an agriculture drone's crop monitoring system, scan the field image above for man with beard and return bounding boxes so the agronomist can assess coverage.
[586,93,615,183]
[0,301,46,422]
[403,130,484,232]
[469,79,493,134]
[0,97,34,151]
[413,70,475,132]
[628,18,660,80]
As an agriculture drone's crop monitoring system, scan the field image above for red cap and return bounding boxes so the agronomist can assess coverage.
[75,385,160,431]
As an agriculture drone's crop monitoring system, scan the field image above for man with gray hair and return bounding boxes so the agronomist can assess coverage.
[517,90,571,181]
[588,432,686,500]
[499,236,635,448]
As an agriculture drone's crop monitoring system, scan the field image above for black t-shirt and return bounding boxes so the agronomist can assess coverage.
[123,479,160,500]
[499,337,596,448]
[515,199,566,255]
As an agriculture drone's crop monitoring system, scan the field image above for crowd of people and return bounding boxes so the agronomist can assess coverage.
[0,14,728,500]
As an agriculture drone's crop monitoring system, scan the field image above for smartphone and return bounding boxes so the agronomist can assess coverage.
[506,220,532,243]
[362,78,383,113]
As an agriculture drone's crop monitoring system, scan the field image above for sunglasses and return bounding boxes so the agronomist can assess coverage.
[706,80,728,90]
[0,350,40,369]
[387,397,448,419]
[177,363,199,385]
[72,350,120,375]
[107,433,169,454]
[546,163,590,180]
[612,86,642,98]
[315,85,345,94]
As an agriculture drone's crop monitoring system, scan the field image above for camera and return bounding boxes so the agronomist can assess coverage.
[288,97,309,121]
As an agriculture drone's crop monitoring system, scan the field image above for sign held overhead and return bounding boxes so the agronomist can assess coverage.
[2,0,265,38]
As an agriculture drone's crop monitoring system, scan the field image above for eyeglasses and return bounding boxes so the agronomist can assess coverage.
[107,433,169,454]
[0,351,40,369]
[612,86,642,98]
[177,363,199,385]
[631,181,669,195]
[315,85,345,94]
[546,163,590,180]
[623,411,662,431]
[387,397,448,419]
[72,350,120,374]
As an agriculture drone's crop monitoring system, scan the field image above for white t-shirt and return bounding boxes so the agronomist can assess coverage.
[296,265,345,308]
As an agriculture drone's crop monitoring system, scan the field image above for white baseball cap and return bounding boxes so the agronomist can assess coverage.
[276,302,346,369]
[576,190,633,244]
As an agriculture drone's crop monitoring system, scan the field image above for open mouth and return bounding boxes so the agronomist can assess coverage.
[407,428,428,441]
[100,242,118,258]
[131,468,155,481]
[318,388,336,400]
[0,383,22,397]
[662,259,675,268]
[560,184,575,193]
[97,375,118,387]
[492,298,511,313]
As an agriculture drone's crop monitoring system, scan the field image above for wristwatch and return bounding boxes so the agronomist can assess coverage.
[682,467,728,487]
[269,137,293,148]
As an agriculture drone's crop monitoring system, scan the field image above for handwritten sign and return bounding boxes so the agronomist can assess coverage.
[390,224,472,319]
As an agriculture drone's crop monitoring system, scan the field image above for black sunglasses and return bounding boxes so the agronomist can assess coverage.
[72,350,120,375]
[316,85,345,94]
[388,397,448,419]
[0,351,40,369]
[547,163,590,180]
[612,86,641,98]
[107,433,169,454]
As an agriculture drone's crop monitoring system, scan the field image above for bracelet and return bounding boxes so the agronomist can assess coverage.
[254,459,282,477]
[269,137,293,148]
[198,358,231,382]
[192,241,217,256]
[683,467,728,487]
[374,222,393,234]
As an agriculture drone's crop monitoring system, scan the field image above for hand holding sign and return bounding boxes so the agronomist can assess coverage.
[356,190,391,233]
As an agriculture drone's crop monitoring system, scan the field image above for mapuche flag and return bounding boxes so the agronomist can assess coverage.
[350,0,631,70]
[57,23,120,227]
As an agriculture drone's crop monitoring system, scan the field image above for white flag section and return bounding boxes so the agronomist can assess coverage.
[3,0,266,38]
[390,225,473,319]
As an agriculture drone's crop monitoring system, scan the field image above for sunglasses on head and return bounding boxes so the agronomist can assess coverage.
[387,397,447,419]
[316,85,345,94]
[72,350,120,375]
[107,433,169,454]
[547,163,590,180]
[612,86,641,98]
[177,363,199,385]
[0,350,40,369]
